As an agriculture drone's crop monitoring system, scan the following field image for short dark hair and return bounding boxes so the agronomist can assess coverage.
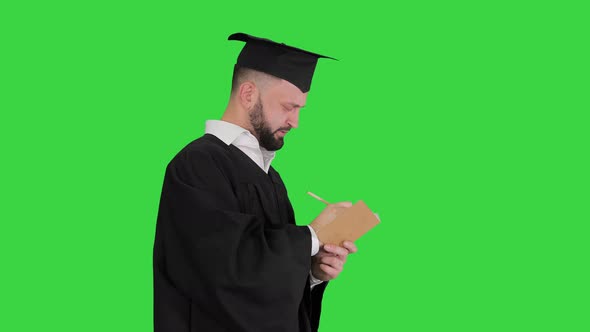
[231,66,278,95]
[231,65,245,93]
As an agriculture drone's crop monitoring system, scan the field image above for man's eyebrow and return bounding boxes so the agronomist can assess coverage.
[285,102,305,108]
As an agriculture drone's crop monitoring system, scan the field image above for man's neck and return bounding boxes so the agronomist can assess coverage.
[221,108,257,140]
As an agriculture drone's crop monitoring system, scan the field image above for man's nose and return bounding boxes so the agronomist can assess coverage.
[287,109,300,129]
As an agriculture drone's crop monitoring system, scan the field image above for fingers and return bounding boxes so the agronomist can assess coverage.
[320,256,344,270]
[329,202,352,216]
[324,203,351,218]
[310,202,353,232]
[332,201,353,208]
[313,246,352,281]
[323,244,350,257]
[319,263,340,278]
[342,241,358,254]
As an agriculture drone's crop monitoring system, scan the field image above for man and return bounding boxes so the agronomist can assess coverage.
[153,32,357,332]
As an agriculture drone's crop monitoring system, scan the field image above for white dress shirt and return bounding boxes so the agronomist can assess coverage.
[204,120,324,287]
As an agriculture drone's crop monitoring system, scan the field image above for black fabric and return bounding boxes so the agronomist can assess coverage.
[228,32,336,93]
[153,134,328,331]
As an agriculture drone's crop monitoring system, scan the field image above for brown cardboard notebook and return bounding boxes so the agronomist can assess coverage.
[315,200,380,246]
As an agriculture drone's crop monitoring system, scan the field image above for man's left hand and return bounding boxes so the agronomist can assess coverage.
[311,241,358,281]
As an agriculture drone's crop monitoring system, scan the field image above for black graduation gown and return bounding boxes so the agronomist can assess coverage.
[153,134,328,332]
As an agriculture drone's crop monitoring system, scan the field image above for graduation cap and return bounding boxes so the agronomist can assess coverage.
[228,32,336,93]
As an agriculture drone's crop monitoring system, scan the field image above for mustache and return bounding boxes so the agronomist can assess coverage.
[274,127,291,133]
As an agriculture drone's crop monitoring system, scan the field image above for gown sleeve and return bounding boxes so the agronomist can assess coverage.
[156,147,312,329]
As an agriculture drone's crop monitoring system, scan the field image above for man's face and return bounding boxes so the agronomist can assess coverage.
[249,80,307,151]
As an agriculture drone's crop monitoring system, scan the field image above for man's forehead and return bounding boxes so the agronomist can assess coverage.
[273,79,308,106]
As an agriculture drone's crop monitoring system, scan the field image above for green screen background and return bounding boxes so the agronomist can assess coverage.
[1,1,588,331]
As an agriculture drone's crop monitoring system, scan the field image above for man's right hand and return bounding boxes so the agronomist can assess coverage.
[309,202,353,234]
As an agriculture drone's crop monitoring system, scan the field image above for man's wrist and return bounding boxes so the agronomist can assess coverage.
[309,270,324,288]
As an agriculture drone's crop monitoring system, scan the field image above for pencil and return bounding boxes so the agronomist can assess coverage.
[307,191,331,205]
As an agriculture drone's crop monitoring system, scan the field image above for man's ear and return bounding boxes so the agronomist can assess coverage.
[238,81,259,110]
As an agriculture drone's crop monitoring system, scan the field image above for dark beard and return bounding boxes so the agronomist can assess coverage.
[249,99,285,151]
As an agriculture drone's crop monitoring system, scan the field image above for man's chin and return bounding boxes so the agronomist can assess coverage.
[259,131,285,151]
[271,143,284,151]
[266,139,284,151]
[273,133,285,144]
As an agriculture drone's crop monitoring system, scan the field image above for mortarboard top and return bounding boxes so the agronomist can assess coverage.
[228,32,336,93]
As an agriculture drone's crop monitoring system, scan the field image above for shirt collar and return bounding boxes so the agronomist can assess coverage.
[205,120,277,171]
[205,120,250,146]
